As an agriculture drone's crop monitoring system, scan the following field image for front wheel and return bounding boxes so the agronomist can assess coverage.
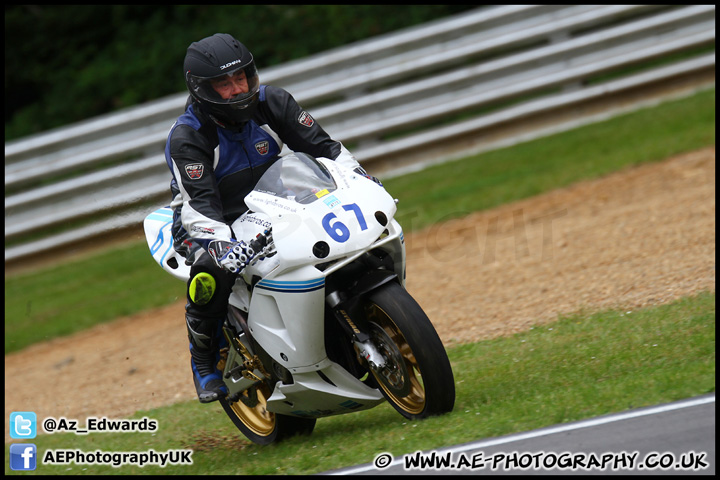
[364,281,455,419]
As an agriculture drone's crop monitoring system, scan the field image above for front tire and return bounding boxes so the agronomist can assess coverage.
[364,281,455,419]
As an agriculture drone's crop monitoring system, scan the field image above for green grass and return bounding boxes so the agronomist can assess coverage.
[5,292,714,475]
[4,242,186,353]
[4,88,715,355]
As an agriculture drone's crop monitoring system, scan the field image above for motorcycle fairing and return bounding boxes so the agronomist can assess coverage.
[143,207,192,281]
[144,153,405,419]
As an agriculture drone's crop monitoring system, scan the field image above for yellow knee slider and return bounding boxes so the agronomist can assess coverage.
[189,272,217,306]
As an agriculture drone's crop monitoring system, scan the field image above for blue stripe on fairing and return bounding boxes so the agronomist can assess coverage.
[147,213,173,222]
[256,278,325,293]
[150,221,175,267]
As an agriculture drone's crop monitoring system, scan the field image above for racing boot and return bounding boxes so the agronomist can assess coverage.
[186,313,227,403]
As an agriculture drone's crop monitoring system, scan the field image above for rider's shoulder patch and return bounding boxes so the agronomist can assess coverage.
[185,163,204,180]
[298,111,315,128]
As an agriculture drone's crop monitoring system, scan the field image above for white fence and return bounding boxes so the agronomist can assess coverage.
[4,5,716,262]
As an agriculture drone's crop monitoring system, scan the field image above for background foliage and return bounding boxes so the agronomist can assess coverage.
[5,5,474,140]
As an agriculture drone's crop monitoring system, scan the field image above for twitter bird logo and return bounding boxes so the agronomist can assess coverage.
[10,412,37,439]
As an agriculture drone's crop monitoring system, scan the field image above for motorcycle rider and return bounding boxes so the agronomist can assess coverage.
[165,33,380,403]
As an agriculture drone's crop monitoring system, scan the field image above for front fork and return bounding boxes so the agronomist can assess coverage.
[326,270,398,371]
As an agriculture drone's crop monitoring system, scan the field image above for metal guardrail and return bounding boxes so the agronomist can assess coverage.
[4,5,716,261]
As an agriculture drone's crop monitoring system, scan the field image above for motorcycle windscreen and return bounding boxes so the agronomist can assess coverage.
[252,152,337,204]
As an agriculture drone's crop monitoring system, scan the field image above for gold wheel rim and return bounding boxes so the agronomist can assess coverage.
[367,305,426,415]
[228,384,276,437]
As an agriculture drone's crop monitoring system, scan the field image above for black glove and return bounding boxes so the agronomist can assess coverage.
[354,167,383,187]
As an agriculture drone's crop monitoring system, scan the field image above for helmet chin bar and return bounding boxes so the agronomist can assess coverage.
[207,112,244,130]
[203,93,259,130]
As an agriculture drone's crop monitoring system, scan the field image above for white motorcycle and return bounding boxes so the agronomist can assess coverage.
[144,152,455,445]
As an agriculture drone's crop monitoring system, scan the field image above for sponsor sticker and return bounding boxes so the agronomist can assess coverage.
[314,189,330,199]
[185,164,204,180]
[323,194,341,209]
[240,214,272,229]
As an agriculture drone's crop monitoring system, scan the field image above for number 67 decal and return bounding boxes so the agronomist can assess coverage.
[322,203,368,243]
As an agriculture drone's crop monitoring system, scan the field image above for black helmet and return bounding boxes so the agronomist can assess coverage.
[184,33,260,129]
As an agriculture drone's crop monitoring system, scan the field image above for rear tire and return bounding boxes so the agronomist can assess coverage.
[217,329,316,446]
[219,383,316,445]
[364,281,455,419]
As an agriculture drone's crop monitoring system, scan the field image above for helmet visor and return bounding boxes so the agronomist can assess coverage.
[187,63,259,106]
